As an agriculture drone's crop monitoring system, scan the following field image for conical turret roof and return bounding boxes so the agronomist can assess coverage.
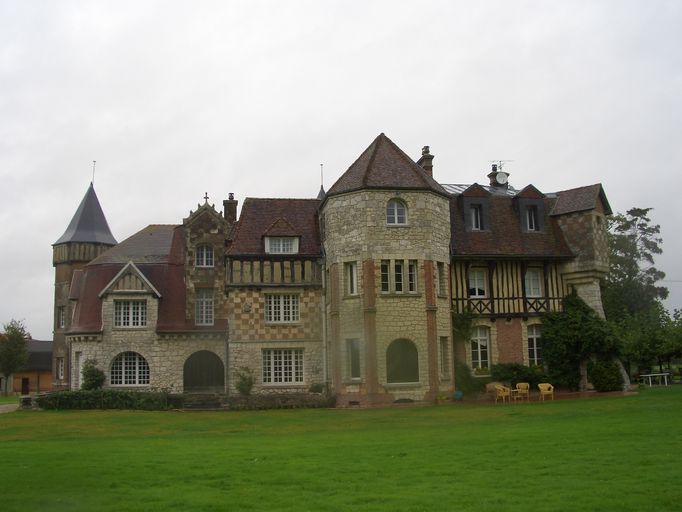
[326,133,448,198]
[54,183,117,245]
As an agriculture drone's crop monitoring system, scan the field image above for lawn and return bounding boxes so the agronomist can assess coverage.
[0,394,19,404]
[1,387,680,512]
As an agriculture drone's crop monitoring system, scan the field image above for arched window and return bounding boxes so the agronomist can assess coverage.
[386,339,419,383]
[471,326,489,369]
[386,199,407,225]
[528,324,542,365]
[196,244,214,267]
[110,351,150,386]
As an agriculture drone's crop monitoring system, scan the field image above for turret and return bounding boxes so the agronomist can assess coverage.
[52,183,117,388]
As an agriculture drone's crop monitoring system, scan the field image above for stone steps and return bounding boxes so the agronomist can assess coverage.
[182,394,224,410]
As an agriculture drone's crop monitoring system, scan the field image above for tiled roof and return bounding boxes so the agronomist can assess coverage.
[228,198,322,256]
[88,225,181,265]
[326,133,449,198]
[450,196,573,258]
[24,340,52,372]
[550,184,612,216]
[54,183,117,245]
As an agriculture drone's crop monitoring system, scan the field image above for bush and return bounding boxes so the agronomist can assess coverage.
[454,361,487,396]
[226,393,336,410]
[235,367,255,396]
[35,390,183,410]
[589,360,623,392]
[490,363,548,388]
[81,359,106,390]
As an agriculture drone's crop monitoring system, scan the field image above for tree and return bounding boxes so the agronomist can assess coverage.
[0,320,30,396]
[542,292,619,390]
[602,207,667,318]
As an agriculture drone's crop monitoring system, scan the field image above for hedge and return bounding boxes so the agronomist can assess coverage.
[35,390,183,410]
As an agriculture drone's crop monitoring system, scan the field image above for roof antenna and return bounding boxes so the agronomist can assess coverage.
[92,160,96,184]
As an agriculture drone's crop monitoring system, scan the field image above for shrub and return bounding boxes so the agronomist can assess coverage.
[235,367,255,396]
[226,393,336,410]
[589,360,623,392]
[81,360,106,390]
[454,361,487,396]
[490,363,548,387]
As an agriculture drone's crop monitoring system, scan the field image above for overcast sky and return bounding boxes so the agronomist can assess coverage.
[1,0,680,340]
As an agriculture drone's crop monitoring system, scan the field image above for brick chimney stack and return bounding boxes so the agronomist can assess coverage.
[416,146,434,178]
[223,193,238,225]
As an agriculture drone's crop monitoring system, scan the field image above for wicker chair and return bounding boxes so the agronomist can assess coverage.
[513,382,530,402]
[538,383,554,401]
[494,384,511,404]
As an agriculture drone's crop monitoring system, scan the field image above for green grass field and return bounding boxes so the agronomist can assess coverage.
[1,387,680,511]
[0,394,19,404]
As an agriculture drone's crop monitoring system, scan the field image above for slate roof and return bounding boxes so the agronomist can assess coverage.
[326,133,449,198]
[550,184,612,216]
[228,198,322,257]
[24,340,52,372]
[54,183,117,245]
[88,225,181,265]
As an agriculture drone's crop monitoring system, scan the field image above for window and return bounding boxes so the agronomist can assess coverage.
[386,339,419,383]
[408,260,418,293]
[471,326,489,369]
[114,300,147,328]
[528,325,542,365]
[381,260,419,294]
[380,260,390,292]
[439,337,450,378]
[525,269,542,298]
[110,351,150,386]
[56,357,65,380]
[265,236,299,254]
[468,269,487,298]
[195,289,214,326]
[345,261,358,295]
[57,306,66,329]
[437,262,447,296]
[386,199,407,225]
[195,244,214,267]
[262,349,304,384]
[347,339,361,381]
[265,294,300,323]
[470,204,483,230]
[526,206,539,232]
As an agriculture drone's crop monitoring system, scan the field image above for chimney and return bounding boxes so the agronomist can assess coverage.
[417,145,434,178]
[487,163,509,189]
[223,193,238,225]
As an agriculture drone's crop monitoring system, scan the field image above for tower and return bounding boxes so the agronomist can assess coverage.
[52,183,117,388]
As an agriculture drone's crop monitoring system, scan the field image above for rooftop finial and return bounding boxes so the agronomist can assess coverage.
[92,160,96,184]
[320,163,324,188]
[204,192,209,203]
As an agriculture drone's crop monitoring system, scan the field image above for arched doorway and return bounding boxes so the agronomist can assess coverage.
[183,351,225,393]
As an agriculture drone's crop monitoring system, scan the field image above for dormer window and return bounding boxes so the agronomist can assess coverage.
[526,206,539,232]
[470,204,483,230]
[195,244,214,267]
[386,199,407,225]
[265,236,299,254]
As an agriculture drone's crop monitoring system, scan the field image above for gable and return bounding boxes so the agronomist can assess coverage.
[263,217,297,237]
[98,261,162,298]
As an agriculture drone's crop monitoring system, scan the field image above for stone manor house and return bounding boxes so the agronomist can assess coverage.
[52,133,610,406]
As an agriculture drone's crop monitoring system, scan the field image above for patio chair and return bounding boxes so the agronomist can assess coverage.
[494,384,511,404]
[538,383,554,401]
[513,382,530,402]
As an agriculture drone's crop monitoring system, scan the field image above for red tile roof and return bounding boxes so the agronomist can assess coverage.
[551,184,612,216]
[326,133,449,198]
[451,196,573,258]
[228,198,322,256]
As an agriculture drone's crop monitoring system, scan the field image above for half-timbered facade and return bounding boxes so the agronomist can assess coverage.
[53,133,611,405]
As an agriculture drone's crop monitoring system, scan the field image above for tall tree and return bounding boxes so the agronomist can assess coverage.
[602,207,667,318]
[0,320,30,395]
